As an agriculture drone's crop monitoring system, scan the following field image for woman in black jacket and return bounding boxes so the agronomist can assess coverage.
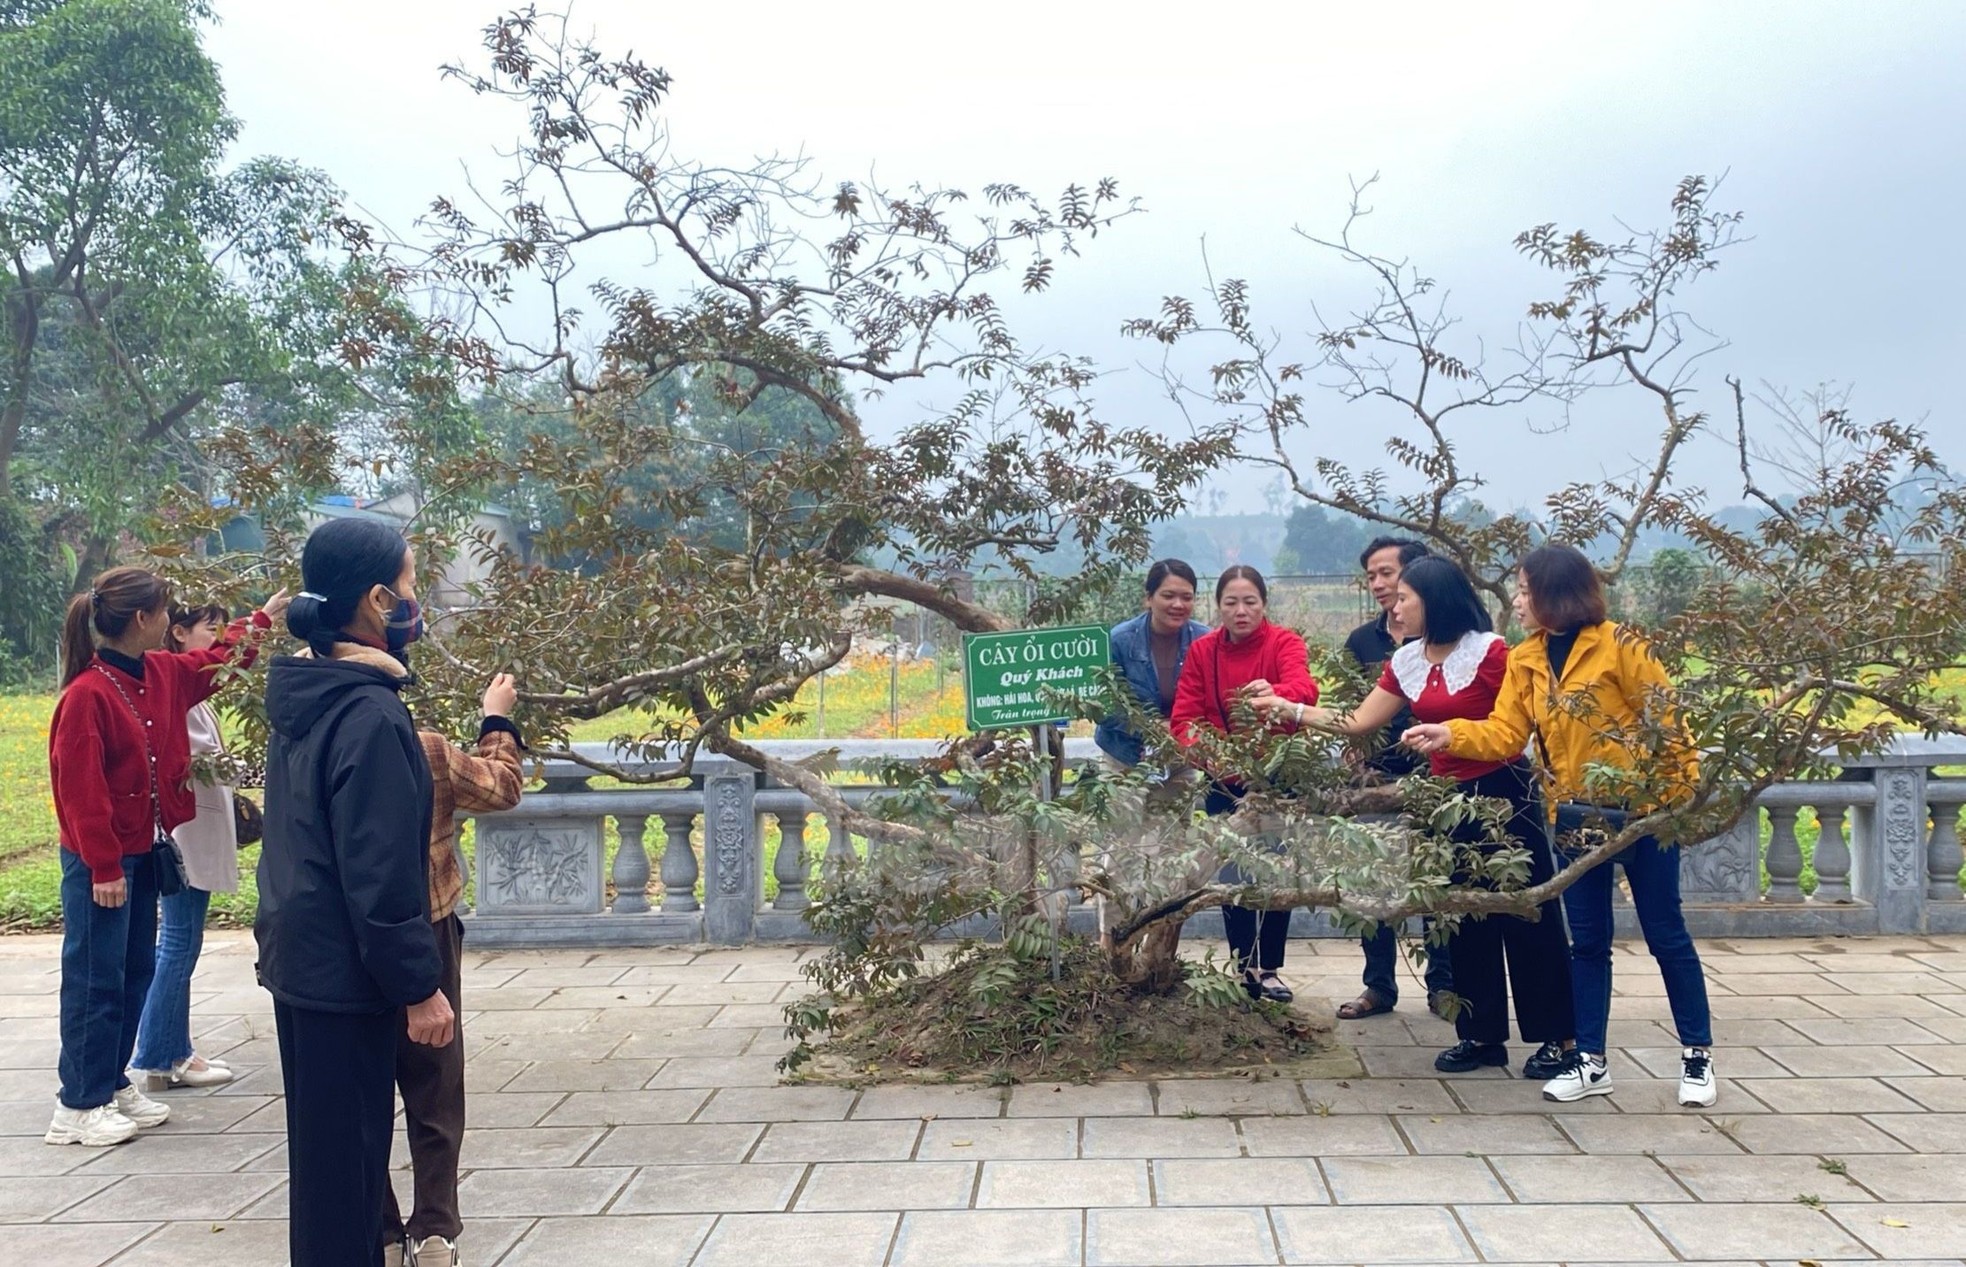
[257,519,454,1267]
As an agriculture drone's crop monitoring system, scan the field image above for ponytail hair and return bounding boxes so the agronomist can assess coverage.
[289,518,410,656]
[60,567,172,689]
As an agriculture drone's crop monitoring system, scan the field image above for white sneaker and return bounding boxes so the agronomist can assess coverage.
[44,1103,140,1146]
[112,1084,171,1128]
[1542,1051,1614,1102]
[408,1235,462,1266]
[1677,1047,1717,1107]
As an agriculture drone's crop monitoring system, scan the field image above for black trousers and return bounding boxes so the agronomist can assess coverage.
[384,914,466,1243]
[275,1000,399,1267]
[1450,762,1576,1046]
[1206,783,1291,974]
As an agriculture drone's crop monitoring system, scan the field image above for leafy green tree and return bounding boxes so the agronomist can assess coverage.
[0,0,232,502]
[1273,502,1374,573]
[1,1,473,608]
[0,491,64,680]
[1640,546,1704,622]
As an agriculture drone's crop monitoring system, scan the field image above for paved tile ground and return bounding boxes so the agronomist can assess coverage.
[3,932,1965,1265]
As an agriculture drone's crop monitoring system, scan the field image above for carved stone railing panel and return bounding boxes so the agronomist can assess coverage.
[1681,818,1757,903]
[475,816,604,916]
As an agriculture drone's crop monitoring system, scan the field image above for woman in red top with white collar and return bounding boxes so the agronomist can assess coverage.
[1306,557,1575,1080]
[1170,566,1319,1002]
[44,567,284,1147]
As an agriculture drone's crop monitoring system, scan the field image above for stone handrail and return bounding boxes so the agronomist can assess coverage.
[457,736,1966,945]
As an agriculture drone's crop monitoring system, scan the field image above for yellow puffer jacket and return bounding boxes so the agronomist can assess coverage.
[1444,621,1699,813]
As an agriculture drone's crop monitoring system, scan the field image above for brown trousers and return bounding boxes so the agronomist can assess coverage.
[381,914,465,1243]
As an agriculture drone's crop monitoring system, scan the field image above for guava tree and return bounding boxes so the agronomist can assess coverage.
[157,14,1966,1025]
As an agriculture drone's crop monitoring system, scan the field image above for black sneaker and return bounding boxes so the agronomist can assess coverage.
[1522,1041,1569,1081]
[1434,1040,1508,1073]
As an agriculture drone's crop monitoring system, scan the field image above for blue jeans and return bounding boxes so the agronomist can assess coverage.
[57,849,159,1110]
[1361,921,1454,1004]
[1562,834,1712,1054]
[133,886,212,1070]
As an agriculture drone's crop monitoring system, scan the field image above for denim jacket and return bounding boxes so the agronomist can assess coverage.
[1094,611,1211,766]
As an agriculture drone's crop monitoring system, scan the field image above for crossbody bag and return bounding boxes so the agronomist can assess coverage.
[1531,726,1631,848]
[94,664,190,896]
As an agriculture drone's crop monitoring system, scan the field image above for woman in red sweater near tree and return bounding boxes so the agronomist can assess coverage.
[1169,565,1319,1002]
[44,567,285,1147]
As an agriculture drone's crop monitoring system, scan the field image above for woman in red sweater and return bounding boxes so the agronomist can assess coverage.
[1169,565,1319,1002]
[45,567,284,1147]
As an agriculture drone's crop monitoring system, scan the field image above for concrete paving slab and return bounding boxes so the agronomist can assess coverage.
[1457,1202,1671,1262]
[496,1212,714,1266]
[1087,1205,1275,1266]
[1640,1201,1875,1261]
[1008,1082,1154,1118]
[1320,1155,1507,1204]
[692,1211,899,1267]
[1150,1157,1325,1206]
[608,1162,805,1214]
[893,1207,1083,1267]
[1270,1204,1475,1263]
[1487,1153,1691,1203]
[920,1118,1078,1161]
[801,1160,976,1211]
[1080,1116,1242,1159]
[976,1159,1146,1208]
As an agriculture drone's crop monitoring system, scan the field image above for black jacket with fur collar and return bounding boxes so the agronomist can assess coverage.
[255,645,440,1013]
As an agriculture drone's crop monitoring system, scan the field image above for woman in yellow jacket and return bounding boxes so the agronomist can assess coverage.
[1405,544,1714,1108]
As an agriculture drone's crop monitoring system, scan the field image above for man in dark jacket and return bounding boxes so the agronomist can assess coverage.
[1337,537,1455,1021]
[258,642,450,1267]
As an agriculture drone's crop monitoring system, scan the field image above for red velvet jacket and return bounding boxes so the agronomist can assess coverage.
[1169,620,1320,747]
[49,612,271,882]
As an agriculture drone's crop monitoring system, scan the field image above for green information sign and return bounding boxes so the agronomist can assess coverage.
[963,623,1112,730]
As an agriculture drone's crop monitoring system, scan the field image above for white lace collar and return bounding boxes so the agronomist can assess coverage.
[1389,631,1504,701]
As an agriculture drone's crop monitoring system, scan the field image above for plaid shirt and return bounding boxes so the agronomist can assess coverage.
[419,725,524,922]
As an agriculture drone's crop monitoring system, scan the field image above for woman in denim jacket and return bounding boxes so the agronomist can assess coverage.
[1094,559,1210,770]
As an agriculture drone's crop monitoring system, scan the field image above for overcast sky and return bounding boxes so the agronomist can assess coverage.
[205,0,1965,513]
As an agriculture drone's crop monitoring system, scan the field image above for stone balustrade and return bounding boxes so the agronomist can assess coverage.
[457,737,1966,946]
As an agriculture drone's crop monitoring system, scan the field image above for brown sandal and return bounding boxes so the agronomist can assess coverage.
[1336,990,1393,1020]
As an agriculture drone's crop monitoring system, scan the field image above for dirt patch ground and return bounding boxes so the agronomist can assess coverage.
[787,940,1363,1086]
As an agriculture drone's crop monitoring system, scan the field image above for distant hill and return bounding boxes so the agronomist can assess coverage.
[1148,514,1288,575]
